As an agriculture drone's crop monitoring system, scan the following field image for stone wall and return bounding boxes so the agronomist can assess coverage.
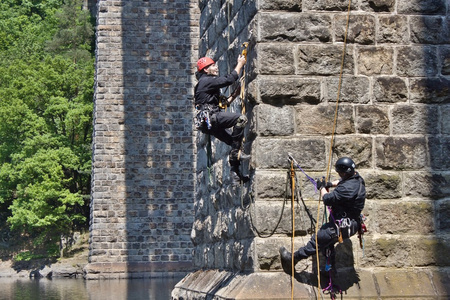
[85,0,199,279]
[174,0,450,298]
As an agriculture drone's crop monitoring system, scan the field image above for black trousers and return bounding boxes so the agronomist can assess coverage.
[294,219,359,260]
[203,111,244,165]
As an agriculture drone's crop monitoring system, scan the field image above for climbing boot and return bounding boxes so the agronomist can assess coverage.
[279,246,299,275]
[231,167,250,186]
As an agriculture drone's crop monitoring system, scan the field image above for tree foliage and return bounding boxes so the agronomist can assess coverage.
[0,0,94,255]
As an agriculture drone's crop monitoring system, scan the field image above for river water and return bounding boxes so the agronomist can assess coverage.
[0,276,182,300]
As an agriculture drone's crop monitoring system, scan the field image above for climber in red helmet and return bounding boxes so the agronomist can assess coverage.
[194,54,249,186]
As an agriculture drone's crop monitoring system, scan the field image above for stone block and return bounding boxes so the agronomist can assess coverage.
[258,0,301,11]
[357,46,394,75]
[397,46,438,77]
[391,104,439,135]
[372,200,434,235]
[362,235,450,267]
[397,0,447,15]
[296,44,355,75]
[374,269,437,298]
[258,77,321,105]
[255,138,327,169]
[356,105,390,135]
[249,201,314,237]
[335,14,375,45]
[373,76,408,103]
[332,136,373,169]
[303,0,358,11]
[364,171,401,199]
[360,0,396,12]
[254,170,287,199]
[295,105,355,135]
[259,12,332,42]
[403,171,450,199]
[323,76,370,104]
[410,16,446,44]
[437,200,450,233]
[410,77,450,104]
[443,106,450,134]
[429,137,450,170]
[375,137,428,170]
[257,43,295,75]
[376,15,409,44]
[440,46,450,75]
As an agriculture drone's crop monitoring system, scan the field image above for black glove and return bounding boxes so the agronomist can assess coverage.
[316,178,332,190]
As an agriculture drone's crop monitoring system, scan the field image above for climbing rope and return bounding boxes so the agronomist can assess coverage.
[313,0,353,298]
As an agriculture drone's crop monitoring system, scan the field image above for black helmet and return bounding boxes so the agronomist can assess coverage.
[335,157,356,173]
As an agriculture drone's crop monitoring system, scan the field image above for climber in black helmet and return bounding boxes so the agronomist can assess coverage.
[194,55,250,186]
[279,157,366,275]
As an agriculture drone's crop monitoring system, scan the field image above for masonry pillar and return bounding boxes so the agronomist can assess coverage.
[84,0,199,279]
[172,0,450,298]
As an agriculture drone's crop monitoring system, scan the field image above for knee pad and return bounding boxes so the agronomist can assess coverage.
[235,115,248,128]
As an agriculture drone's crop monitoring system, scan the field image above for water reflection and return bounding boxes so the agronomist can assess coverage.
[0,277,182,300]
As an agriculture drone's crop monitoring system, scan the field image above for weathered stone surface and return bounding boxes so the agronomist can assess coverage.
[391,104,439,134]
[335,15,375,45]
[357,46,394,75]
[255,104,295,136]
[258,0,301,11]
[360,0,396,12]
[403,172,450,199]
[374,269,438,298]
[362,235,450,267]
[429,137,450,170]
[356,105,390,135]
[254,170,287,199]
[364,171,401,199]
[249,201,314,237]
[259,13,332,42]
[410,16,446,44]
[410,77,450,104]
[331,137,373,169]
[303,0,357,11]
[443,106,450,134]
[257,43,295,75]
[376,15,409,44]
[437,200,450,233]
[258,77,321,105]
[397,0,447,15]
[255,138,326,169]
[373,201,434,235]
[440,46,450,75]
[375,137,428,170]
[373,76,408,103]
[323,76,370,103]
[295,105,354,135]
[397,46,438,77]
[296,44,354,75]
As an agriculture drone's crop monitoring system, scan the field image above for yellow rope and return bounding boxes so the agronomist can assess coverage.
[313,0,352,298]
[290,160,295,299]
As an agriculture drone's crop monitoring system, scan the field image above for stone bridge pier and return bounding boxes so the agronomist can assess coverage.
[86,0,450,298]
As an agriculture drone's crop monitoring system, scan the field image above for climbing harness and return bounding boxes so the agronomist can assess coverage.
[194,107,212,131]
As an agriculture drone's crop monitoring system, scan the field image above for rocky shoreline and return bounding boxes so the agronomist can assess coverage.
[0,248,88,279]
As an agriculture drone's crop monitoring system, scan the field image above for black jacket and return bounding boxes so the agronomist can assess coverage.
[194,70,239,106]
[323,172,366,221]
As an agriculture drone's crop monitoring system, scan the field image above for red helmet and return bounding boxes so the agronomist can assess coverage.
[197,57,215,72]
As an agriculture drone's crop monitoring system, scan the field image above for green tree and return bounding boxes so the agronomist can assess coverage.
[0,0,94,257]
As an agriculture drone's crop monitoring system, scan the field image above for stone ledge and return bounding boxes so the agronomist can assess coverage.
[171,267,450,299]
[84,261,193,279]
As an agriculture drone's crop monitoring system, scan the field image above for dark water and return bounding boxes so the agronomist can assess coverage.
[0,277,182,300]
